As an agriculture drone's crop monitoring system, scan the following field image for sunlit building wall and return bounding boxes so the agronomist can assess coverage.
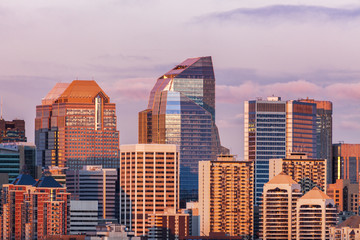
[199,155,254,237]
[333,143,360,183]
[327,179,359,214]
[35,80,119,175]
[119,144,179,237]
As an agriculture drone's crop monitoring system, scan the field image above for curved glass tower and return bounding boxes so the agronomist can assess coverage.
[139,56,227,205]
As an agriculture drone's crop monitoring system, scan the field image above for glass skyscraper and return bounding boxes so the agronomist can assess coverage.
[244,97,316,204]
[139,56,227,205]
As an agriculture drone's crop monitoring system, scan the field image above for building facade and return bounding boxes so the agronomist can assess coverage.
[0,174,70,240]
[120,144,179,237]
[35,80,119,174]
[199,155,254,237]
[245,97,316,204]
[69,200,98,235]
[138,57,227,204]
[333,143,360,183]
[0,119,26,143]
[299,99,333,183]
[326,179,359,214]
[261,172,302,240]
[296,187,337,239]
[330,215,360,240]
[66,165,118,221]
[148,208,189,240]
[269,152,327,194]
[0,142,41,182]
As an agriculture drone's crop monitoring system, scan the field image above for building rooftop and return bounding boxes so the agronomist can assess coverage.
[33,175,63,188]
[300,187,332,200]
[42,80,109,105]
[12,174,36,185]
[267,172,297,185]
[338,215,360,228]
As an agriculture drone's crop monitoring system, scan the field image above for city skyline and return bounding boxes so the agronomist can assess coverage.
[1,0,360,158]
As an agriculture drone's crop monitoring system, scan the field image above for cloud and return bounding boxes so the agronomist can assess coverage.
[196,5,360,24]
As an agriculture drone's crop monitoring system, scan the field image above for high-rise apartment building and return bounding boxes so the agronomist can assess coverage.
[269,152,327,194]
[66,165,118,221]
[148,208,189,240]
[327,179,359,213]
[296,187,337,239]
[139,57,227,204]
[0,142,41,182]
[0,118,26,143]
[0,173,70,240]
[120,144,179,237]
[299,99,333,183]
[330,215,360,240]
[333,143,360,183]
[199,155,254,237]
[244,97,316,203]
[261,172,302,240]
[35,80,119,173]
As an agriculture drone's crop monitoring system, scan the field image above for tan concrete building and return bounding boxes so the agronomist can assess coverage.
[262,172,302,240]
[296,187,337,239]
[269,152,326,194]
[199,155,253,237]
[119,144,179,237]
[327,179,359,213]
[148,208,189,240]
[329,215,360,240]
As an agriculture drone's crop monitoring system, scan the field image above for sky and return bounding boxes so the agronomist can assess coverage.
[1,0,360,158]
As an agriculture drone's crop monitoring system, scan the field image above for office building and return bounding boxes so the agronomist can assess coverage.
[327,179,359,214]
[120,144,179,237]
[0,173,70,240]
[269,152,326,194]
[148,208,189,240]
[139,57,228,204]
[66,165,118,221]
[296,187,337,239]
[299,99,333,183]
[261,172,302,240]
[0,142,41,182]
[184,202,200,236]
[330,215,360,240]
[70,200,98,235]
[333,143,360,183]
[244,97,316,203]
[0,118,26,143]
[199,155,254,237]
[35,80,119,174]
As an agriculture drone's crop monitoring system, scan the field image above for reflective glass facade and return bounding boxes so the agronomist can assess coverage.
[139,57,227,205]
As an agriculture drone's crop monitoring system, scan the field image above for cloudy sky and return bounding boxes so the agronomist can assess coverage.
[1,0,360,157]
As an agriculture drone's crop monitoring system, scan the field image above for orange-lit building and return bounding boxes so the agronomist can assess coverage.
[327,179,359,213]
[0,118,26,143]
[35,80,119,174]
[333,143,360,183]
[199,155,254,237]
[0,174,70,240]
[119,144,179,237]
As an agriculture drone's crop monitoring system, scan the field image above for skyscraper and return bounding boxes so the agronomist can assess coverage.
[139,56,227,204]
[35,80,119,174]
[299,99,333,183]
[199,155,254,237]
[244,97,316,203]
[120,144,179,237]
